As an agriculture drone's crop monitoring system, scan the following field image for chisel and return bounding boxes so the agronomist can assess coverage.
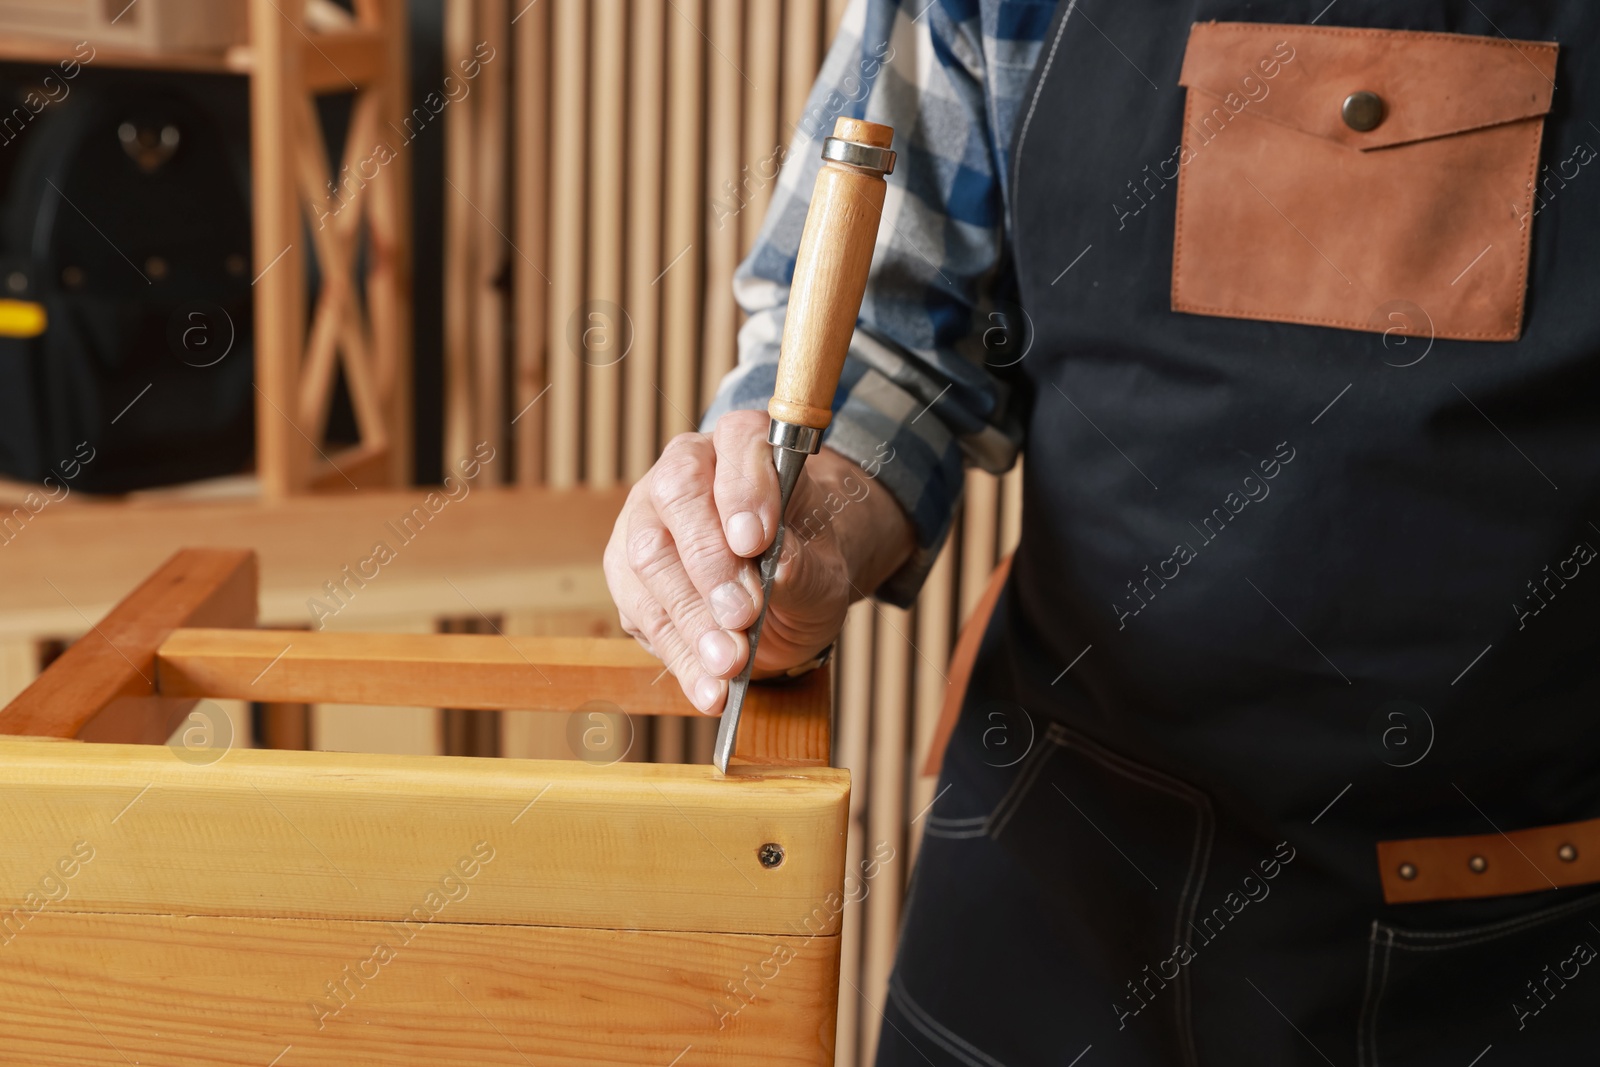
[712,117,896,773]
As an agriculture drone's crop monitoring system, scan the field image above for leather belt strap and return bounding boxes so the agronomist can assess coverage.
[1376,817,1600,904]
[920,554,1012,779]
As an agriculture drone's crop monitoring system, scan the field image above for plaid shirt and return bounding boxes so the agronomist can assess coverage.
[701,0,1060,607]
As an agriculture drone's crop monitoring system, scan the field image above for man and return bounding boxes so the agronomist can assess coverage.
[606,1,1600,1063]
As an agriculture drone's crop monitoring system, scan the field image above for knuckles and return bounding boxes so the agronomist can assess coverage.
[624,520,677,579]
[650,435,714,514]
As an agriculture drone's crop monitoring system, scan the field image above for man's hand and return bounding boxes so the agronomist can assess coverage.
[605,409,914,715]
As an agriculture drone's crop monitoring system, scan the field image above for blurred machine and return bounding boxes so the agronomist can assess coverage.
[0,70,255,491]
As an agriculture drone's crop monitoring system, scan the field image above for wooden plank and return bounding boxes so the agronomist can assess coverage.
[250,0,310,497]
[1000,458,1024,555]
[0,549,257,741]
[623,0,664,482]
[959,469,1000,619]
[0,912,839,1066]
[585,0,626,488]
[731,662,831,768]
[298,26,387,92]
[159,629,697,714]
[0,635,35,708]
[312,614,440,757]
[0,33,242,74]
[371,0,414,485]
[258,700,312,749]
[834,601,875,1067]
[157,629,832,766]
[909,538,954,862]
[307,441,392,491]
[781,0,821,140]
[472,0,510,468]
[699,0,742,412]
[547,0,588,486]
[0,29,382,91]
[0,738,849,935]
[441,0,477,473]
[0,486,627,638]
[741,0,780,257]
[660,0,702,439]
[499,606,623,761]
[860,605,910,1063]
[513,0,551,485]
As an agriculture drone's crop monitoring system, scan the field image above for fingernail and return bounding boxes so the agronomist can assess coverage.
[693,675,723,712]
[710,581,755,628]
[698,629,737,675]
[727,511,764,556]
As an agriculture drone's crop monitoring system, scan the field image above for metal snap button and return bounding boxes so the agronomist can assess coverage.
[1342,90,1384,132]
[1398,862,1417,881]
[1559,843,1578,863]
[1468,855,1488,873]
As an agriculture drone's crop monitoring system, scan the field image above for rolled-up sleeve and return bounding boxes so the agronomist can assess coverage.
[701,0,1032,607]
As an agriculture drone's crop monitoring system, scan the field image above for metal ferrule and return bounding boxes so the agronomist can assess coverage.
[821,136,896,176]
[768,420,823,455]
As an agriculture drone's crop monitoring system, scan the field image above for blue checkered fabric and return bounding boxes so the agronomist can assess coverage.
[701,0,1059,606]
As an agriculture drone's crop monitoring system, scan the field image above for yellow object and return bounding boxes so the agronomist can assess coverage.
[0,299,45,338]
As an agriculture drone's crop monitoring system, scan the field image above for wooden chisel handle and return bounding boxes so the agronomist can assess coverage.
[712,118,893,773]
[768,118,895,431]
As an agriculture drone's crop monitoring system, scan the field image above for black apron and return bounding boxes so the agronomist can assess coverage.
[879,2,1600,1065]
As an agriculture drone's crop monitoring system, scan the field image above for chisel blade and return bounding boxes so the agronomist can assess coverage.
[712,443,807,772]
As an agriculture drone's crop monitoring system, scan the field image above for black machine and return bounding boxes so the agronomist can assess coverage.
[0,68,255,493]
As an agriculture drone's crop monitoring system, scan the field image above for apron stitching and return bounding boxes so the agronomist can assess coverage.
[1366,927,1396,1067]
[1008,0,1079,234]
[1049,724,1214,1067]
[983,723,1065,839]
[1174,798,1216,1067]
[1382,891,1600,948]
[922,825,991,839]
[888,974,1013,1067]
[1357,922,1379,1067]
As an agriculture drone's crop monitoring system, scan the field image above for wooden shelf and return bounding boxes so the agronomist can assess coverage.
[0,28,386,93]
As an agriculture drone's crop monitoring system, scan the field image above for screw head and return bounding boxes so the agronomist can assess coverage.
[1559,843,1578,863]
[1398,862,1418,881]
[1468,854,1488,874]
[757,842,785,869]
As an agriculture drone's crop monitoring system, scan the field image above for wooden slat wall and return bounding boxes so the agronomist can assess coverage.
[443,3,1027,1063]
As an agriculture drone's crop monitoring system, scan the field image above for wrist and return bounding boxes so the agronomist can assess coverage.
[805,445,915,601]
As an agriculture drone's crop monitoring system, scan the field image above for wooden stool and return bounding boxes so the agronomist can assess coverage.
[0,548,846,1066]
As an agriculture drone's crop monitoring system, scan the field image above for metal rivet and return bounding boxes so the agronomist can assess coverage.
[1342,90,1385,132]
[758,842,785,869]
[1468,855,1488,873]
[1398,862,1417,881]
[6,270,26,292]
[1559,843,1578,863]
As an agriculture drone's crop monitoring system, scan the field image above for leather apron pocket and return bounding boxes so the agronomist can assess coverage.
[1172,22,1557,342]
[885,715,1215,1067]
[1358,891,1600,1066]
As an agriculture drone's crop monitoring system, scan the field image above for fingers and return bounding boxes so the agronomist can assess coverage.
[649,432,765,630]
[609,558,727,714]
[601,413,821,716]
[713,409,781,558]
[620,433,766,713]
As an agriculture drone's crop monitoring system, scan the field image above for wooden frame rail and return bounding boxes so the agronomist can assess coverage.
[0,547,847,1065]
[2,548,832,768]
